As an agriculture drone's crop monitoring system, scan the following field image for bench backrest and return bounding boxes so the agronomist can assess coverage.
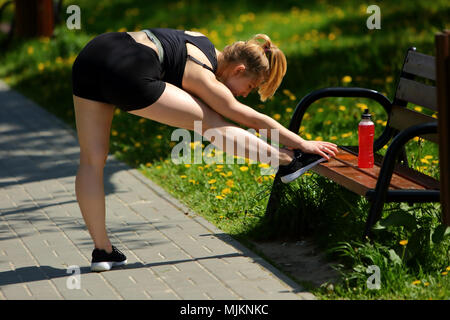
[389,48,438,143]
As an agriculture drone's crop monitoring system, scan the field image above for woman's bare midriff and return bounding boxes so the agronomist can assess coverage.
[126,31,159,55]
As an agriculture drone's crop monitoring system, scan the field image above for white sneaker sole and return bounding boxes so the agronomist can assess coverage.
[91,259,128,272]
[280,158,326,183]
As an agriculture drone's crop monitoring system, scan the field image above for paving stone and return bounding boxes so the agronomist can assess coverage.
[0,80,310,300]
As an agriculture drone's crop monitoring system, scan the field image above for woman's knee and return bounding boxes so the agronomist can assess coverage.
[79,149,109,167]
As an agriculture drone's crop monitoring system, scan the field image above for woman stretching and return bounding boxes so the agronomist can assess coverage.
[72,28,338,272]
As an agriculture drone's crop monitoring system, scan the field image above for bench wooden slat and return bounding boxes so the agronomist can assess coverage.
[311,149,431,196]
[342,146,441,190]
[389,105,438,143]
[396,77,437,111]
[403,51,436,81]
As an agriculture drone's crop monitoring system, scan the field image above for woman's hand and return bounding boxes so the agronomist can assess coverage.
[294,140,339,160]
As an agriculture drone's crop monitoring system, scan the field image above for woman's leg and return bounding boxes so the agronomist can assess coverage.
[128,83,294,165]
[73,95,115,253]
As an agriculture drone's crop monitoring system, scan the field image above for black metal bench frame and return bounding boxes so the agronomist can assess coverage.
[265,38,450,239]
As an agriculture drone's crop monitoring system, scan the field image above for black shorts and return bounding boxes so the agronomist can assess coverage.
[72,32,166,111]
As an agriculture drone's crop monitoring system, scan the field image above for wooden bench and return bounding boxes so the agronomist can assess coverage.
[266,30,450,239]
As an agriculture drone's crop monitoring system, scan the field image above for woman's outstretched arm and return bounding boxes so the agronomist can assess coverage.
[184,69,338,160]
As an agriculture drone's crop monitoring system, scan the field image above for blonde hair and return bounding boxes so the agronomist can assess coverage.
[222,34,287,101]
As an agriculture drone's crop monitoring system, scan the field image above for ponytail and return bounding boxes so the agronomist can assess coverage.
[222,34,287,101]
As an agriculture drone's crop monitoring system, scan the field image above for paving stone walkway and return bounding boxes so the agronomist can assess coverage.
[0,80,314,300]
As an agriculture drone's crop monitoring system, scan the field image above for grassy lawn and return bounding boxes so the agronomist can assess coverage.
[1,0,449,299]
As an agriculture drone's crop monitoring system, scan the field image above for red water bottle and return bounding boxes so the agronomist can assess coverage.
[358,109,374,168]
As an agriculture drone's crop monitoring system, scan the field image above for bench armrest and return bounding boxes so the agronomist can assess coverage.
[365,121,438,228]
[376,121,438,190]
[289,87,393,151]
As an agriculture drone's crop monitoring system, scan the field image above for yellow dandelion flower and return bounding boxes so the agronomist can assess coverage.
[338,105,346,111]
[240,166,249,172]
[442,271,448,276]
[330,136,338,140]
[446,266,450,271]
[324,120,332,125]
[226,180,234,187]
[219,172,227,177]
[180,175,187,179]
[424,155,433,159]
[111,130,118,136]
[413,137,420,142]
[227,171,233,176]
[37,62,45,72]
[420,158,430,164]
[328,33,336,41]
[208,179,217,184]
[210,186,217,190]
[356,103,367,110]
[256,176,263,183]
[305,133,312,140]
[399,239,408,246]
[412,280,421,285]
[156,165,162,169]
[286,107,293,112]
[215,168,222,172]
[424,282,430,286]
[432,113,438,119]
[342,75,352,83]
[318,108,324,113]
[156,135,162,139]
[273,114,281,120]
[189,179,196,184]
[27,46,34,55]
[145,162,152,167]
[215,195,225,200]
[315,136,323,141]
[134,142,141,148]
[118,27,127,32]
[414,106,423,112]
[258,163,270,168]
[386,76,394,83]
[185,164,191,168]
[341,132,353,138]
[221,187,232,194]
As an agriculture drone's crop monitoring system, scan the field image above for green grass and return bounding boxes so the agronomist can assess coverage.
[1,0,449,299]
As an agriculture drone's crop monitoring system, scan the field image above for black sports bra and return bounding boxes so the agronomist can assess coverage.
[146,28,218,88]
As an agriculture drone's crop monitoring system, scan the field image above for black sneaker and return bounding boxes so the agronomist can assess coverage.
[91,245,127,272]
[278,149,326,183]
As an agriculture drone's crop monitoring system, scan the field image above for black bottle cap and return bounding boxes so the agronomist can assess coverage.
[362,108,372,119]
